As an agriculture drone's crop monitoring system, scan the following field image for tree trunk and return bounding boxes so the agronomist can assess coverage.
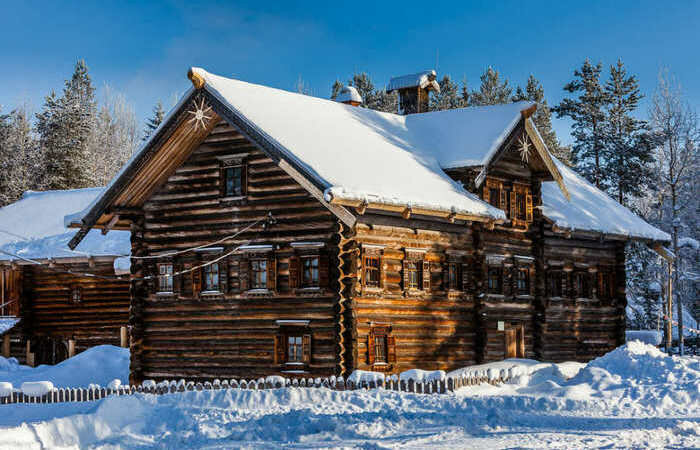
[672,184,683,355]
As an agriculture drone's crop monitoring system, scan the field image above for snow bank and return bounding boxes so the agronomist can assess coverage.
[113,256,131,275]
[0,345,129,389]
[20,381,53,396]
[0,381,13,396]
[626,330,662,345]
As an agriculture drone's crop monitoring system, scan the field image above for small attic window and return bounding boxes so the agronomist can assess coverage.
[221,161,246,198]
[70,286,82,304]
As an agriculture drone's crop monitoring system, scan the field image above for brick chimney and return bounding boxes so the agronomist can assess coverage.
[387,70,440,114]
[335,86,362,107]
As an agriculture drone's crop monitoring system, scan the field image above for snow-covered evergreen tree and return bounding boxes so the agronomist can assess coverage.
[35,60,96,190]
[469,67,512,106]
[602,59,652,206]
[429,75,463,111]
[330,80,343,100]
[335,73,398,113]
[512,74,571,163]
[143,101,165,142]
[555,59,609,189]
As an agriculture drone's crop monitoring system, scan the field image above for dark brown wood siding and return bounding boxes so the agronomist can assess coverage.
[133,122,340,382]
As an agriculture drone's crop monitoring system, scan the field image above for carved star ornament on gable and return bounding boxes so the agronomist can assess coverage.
[187,97,213,131]
[517,132,531,163]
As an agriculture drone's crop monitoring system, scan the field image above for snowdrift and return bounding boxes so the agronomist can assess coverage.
[0,345,129,389]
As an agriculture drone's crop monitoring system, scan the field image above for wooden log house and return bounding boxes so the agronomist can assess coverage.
[68,68,670,383]
[0,189,131,365]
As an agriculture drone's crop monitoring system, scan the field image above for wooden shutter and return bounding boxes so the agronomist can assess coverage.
[442,263,449,291]
[422,261,430,291]
[526,191,533,222]
[483,185,490,203]
[367,331,375,365]
[402,260,409,290]
[239,256,249,292]
[461,263,470,292]
[319,253,329,288]
[219,257,229,293]
[192,267,202,295]
[505,328,516,358]
[289,255,300,289]
[387,335,397,363]
[173,262,182,294]
[267,254,277,290]
[499,185,507,210]
[302,334,311,363]
[147,263,157,293]
[510,191,517,220]
[241,164,248,196]
[274,334,285,364]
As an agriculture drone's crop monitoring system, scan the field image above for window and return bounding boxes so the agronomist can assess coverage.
[516,268,530,295]
[448,262,462,290]
[251,259,268,289]
[374,334,387,363]
[223,165,245,197]
[70,286,82,304]
[301,256,319,288]
[368,326,395,366]
[599,271,614,299]
[548,270,563,297]
[516,193,526,220]
[574,272,590,298]
[488,267,503,294]
[406,260,422,289]
[203,263,219,291]
[287,335,303,363]
[158,264,173,292]
[489,187,500,208]
[364,256,380,288]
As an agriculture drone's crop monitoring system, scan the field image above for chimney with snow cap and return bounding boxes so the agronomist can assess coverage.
[335,86,362,107]
[387,70,440,115]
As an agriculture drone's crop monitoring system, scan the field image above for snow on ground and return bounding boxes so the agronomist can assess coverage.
[0,345,128,390]
[0,343,698,449]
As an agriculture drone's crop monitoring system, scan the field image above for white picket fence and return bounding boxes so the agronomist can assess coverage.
[0,369,513,405]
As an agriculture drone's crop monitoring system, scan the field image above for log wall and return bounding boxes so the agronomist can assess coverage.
[132,122,340,382]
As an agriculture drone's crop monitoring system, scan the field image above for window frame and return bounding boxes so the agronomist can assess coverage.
[405,260,423,290]
[220,160,247,199]
[70,285,82,304]
[516,267,530,296]
[574,271,590,298]
[250,258,268,290]
[368,325,395,369]
[300,255,320,288]
[202,263,220,293]
[487,266,503,294]
[373,333,388,364]
[286,334,304,363]
[362,248,382,290]
[447,262,462,291]
[548,270,563,297]
[157,263,174,293]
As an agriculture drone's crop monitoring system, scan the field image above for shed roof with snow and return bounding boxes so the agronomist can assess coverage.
[0,188,130,262]
[68,67,669,247]
[387,70,440,92]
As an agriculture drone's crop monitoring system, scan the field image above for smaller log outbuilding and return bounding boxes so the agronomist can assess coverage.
[0,189,131,365]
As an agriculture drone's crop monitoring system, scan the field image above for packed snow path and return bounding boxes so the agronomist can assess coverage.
[0,342,698,449]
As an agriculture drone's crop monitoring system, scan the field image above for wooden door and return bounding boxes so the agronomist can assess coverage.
[516,324,525,358]
[505,328,517,358]
[1,269,21,316]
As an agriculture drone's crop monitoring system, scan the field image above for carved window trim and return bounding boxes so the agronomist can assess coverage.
[237,245,276,296]
[289,242,328,294]
[487,266,503,295]
[367,324,396,371]
[361,245,384,293]
[157,263,174,293]
[70,285,82,304]
[274,321,311,368]
[403,249,429,294]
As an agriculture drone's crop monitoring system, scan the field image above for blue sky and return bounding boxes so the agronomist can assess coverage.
[1,1,699,144]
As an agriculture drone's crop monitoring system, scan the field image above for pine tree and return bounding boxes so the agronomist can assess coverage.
[602,59,652,205]
[554,59,609,188]
[0,105,40,206]
[337,73,398,113]
[35,60,96,190]
[460,77,470,106]
[330,80,343,100]
[143,101,165,141]
[470,67,512,106]
[429,75,463,111]
[512,75,571,163]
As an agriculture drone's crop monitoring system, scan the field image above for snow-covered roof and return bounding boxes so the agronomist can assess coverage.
[194,68,505,221]
[0,189,130,261]
[541,158,671,241]
[335,86,362,104]
[387,70,440,92]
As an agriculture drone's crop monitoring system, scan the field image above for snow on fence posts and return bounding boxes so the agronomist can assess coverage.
[0,368,511,405]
